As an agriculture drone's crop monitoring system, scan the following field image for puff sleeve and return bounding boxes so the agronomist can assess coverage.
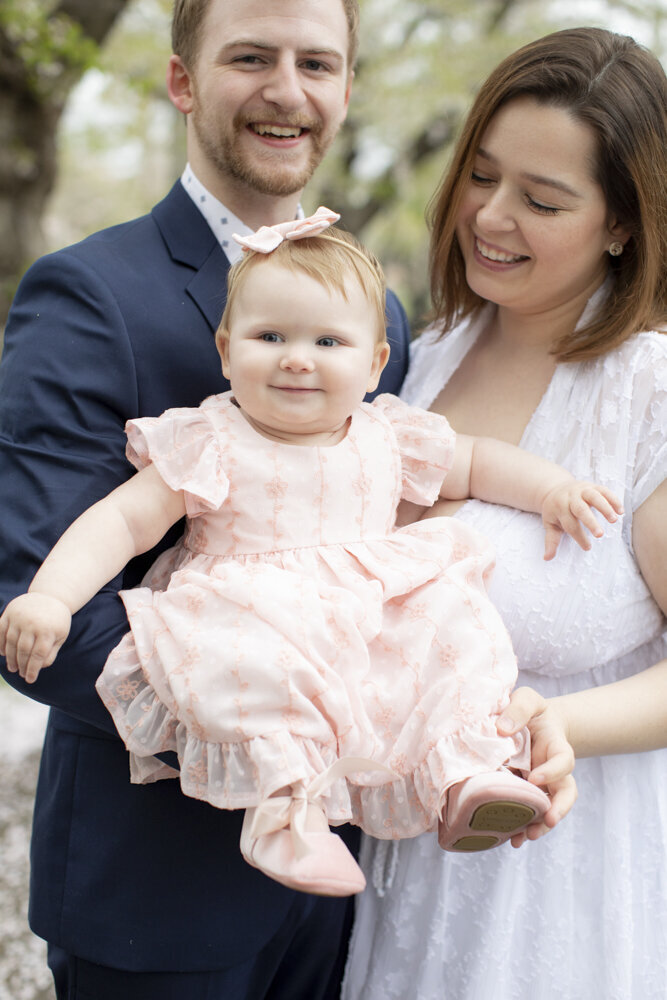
[125,405,229,516]
[372,393,456,505]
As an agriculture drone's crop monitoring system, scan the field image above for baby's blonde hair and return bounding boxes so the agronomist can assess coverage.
[217,227,388,350]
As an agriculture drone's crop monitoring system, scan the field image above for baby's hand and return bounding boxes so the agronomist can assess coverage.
[0,593,72,683]
[542,482,623,560]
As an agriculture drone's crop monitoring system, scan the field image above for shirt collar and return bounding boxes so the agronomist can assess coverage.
[180,163,304,265]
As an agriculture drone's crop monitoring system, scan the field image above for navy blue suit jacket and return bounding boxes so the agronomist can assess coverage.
[0,181,410,971]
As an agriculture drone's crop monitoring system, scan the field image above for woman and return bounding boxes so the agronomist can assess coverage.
[343,27,667,999]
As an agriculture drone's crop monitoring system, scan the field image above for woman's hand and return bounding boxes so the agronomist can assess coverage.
[497,686,577,846]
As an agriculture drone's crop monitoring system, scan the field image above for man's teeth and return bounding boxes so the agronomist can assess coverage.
[253,125,302,138]
[476,239,525,263]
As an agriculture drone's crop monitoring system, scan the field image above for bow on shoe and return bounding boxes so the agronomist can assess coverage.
[249,756,397,860]
[233,206,341,254]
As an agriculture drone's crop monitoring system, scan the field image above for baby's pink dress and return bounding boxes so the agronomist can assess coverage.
[96,392,525,839]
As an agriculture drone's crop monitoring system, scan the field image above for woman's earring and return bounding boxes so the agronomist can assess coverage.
[608,242,624,257]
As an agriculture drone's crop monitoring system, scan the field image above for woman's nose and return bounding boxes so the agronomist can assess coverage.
[475,185,516,232]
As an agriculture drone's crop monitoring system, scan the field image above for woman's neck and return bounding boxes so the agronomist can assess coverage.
[493,304,573,356]
[491,276,605,355]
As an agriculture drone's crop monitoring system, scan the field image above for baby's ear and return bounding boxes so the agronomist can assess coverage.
[216,328,231,378]
[367,342,391,392]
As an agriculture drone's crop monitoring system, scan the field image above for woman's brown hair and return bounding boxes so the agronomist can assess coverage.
[429,27,667,361]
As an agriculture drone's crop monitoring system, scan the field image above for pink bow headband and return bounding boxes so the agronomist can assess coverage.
[233,206,341,253]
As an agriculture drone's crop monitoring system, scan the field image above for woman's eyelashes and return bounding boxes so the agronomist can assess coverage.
[470,171,562,215]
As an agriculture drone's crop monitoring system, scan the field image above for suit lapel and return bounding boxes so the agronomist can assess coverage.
[152,181,231,333]
[186,247,230,332]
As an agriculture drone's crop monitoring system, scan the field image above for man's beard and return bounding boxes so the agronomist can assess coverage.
[191,106,336,197]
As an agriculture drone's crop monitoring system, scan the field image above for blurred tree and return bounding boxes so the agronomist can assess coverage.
[44,0,179,251]
[0,0,131,322]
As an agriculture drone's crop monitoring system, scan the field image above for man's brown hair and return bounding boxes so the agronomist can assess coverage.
[172,0,360,75]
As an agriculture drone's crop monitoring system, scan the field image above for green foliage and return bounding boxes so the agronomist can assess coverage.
[0,0,99,100]
[42,0,179,245]
[98,0,171,98]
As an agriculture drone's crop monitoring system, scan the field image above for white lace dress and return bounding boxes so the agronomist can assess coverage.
[342,308,667,1000]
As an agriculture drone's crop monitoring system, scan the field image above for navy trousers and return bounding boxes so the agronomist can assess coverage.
[48,888,355,1000]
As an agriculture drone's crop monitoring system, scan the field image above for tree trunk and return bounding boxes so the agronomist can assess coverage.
[0,0,132,329]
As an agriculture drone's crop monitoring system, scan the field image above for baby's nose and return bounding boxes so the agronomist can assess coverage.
[280,350,315,372]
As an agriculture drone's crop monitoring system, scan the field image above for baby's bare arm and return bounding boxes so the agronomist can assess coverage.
[441,435,622,557]
[0,464,185,681]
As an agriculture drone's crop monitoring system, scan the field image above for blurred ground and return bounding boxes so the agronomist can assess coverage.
[0,684,55,1000]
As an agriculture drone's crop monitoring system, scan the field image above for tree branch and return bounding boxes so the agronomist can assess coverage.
[53,0,132,46]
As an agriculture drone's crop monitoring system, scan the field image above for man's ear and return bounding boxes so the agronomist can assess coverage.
[217,329,231,378]
[166,54,194,115]
[366,342,391,393]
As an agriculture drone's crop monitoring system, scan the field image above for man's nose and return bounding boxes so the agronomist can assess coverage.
[261,57,307,112]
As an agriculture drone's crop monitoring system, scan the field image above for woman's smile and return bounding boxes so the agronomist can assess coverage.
[474,236,529,267]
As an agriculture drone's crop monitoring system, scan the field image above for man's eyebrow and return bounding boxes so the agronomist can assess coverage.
[221,40,345,63]
[477,147,583,199]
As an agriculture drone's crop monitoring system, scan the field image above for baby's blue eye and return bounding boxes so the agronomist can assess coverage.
[317,337,338,347]
[260,332,282,342]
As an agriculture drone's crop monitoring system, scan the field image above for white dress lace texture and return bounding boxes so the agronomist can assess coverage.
[342,306,667,1000]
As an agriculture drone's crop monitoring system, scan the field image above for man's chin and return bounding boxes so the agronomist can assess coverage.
[234,161,321,198]
[227,136,327,197]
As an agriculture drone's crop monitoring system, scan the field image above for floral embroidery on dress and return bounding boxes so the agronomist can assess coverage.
[96,391,526,838]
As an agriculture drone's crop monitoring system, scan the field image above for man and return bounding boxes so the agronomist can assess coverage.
[0,0,410,997]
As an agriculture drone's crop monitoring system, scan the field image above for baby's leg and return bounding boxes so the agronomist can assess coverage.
[240,783,366,896]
